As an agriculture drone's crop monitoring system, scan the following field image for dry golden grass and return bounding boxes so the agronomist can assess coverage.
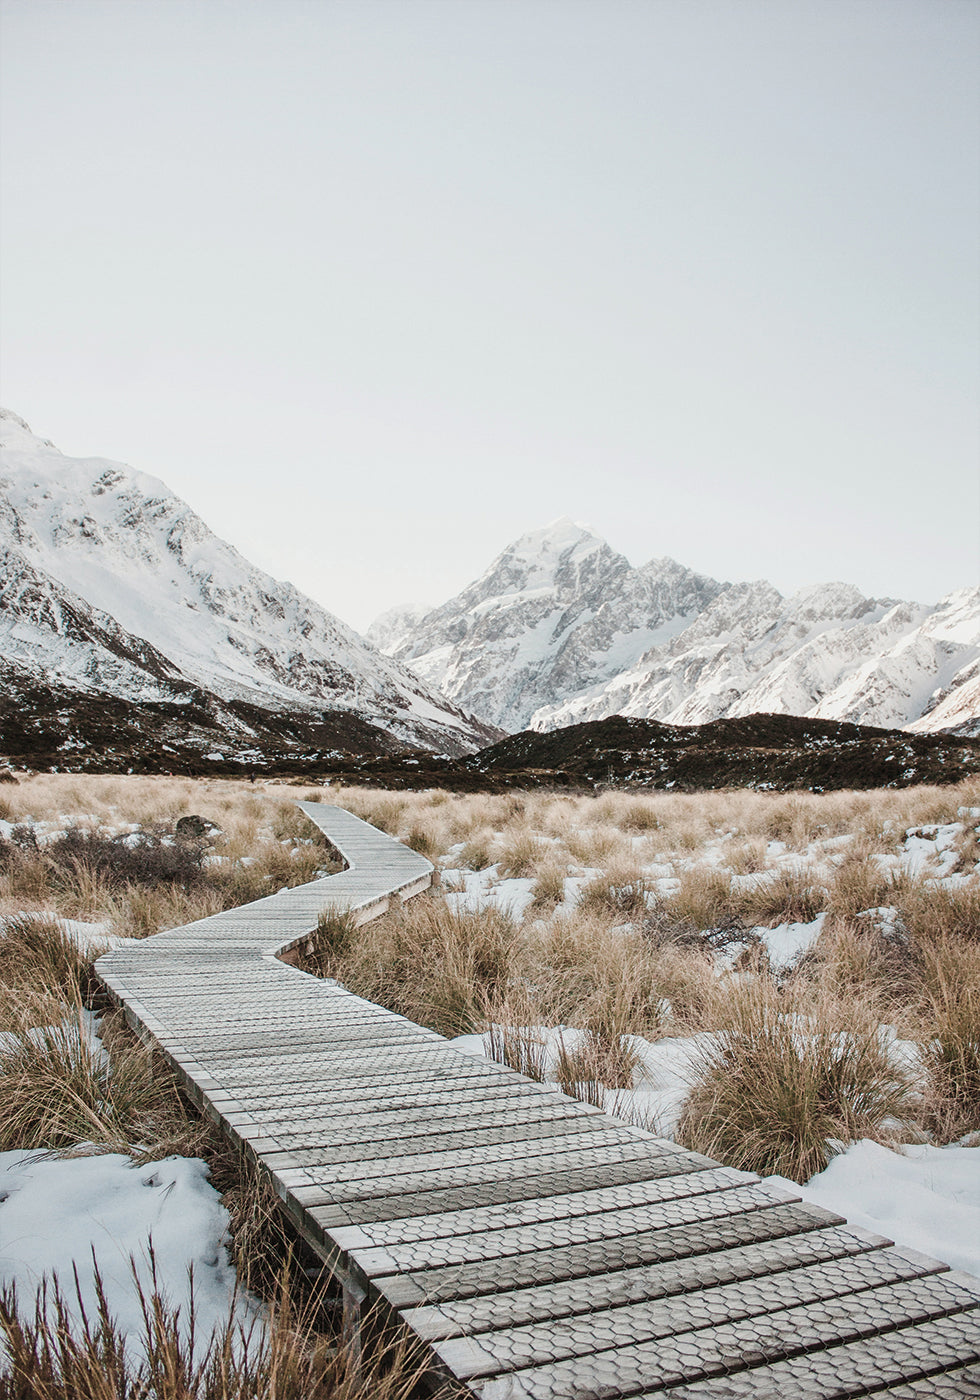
[665,865,733,931]
[0,776,342,937]
[0,1264,464,1400]
[677,983,916,1180]
[914,936,980,1139]
[4,771,979,1232]
[734,867,827,927]
[309,893,521,1037]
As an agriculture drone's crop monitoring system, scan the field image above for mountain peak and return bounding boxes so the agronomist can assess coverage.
[0,413,496,756]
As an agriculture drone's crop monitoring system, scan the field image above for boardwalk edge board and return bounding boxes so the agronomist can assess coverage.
[95,802,980,1397]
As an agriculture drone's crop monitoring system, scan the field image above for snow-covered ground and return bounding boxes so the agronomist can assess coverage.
[0,1149,258,1362]
[765,1139,980,1280]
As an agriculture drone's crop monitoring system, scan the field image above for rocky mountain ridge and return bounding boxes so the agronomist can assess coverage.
[0,410,497,758]
[373,521,980,736]
[369,518,724,732]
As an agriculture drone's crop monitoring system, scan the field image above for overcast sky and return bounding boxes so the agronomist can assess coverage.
[1,0,977,631]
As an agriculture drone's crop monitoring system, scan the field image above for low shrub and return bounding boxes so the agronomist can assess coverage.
[45,827,207,892]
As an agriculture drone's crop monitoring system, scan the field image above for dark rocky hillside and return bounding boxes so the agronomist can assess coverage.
[4,692,977,791]
[0,669,410,776]
[466,714,980,791]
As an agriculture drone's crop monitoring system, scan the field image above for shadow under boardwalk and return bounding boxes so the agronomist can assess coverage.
[96,803,980,1398]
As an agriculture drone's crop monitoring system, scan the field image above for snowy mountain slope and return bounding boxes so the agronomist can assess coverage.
[531,582,980,733]
[376,518,724,730]
[376,516,979,736]
[0,410,497,755]
[366,603,434,656]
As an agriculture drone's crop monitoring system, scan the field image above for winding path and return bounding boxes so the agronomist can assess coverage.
[96,803,980,1398]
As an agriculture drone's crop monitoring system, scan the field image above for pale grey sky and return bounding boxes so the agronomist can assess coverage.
[1,0,977,630]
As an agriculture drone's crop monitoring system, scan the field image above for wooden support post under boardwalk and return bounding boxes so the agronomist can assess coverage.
[96,803,980,1398]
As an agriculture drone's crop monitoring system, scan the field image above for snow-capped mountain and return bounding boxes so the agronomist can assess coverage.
[0,410,497,756]
[374,521,980,735]
[372,518,724,732]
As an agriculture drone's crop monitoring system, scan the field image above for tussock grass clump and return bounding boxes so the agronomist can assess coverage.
[495,828,547,879]
[556,1030,639,1103]
[735,868,827,927]
[799,913,917,1011]
[577,866,651,921]
[308,908,360,971]
[665,866,733,932]
[916,937,980,1140]
[0,915,95,1007]
[482,985,550,1082]
[405,824,441,857]
[897,880,980,945]
[678,986,915,1181]
[320,897,520,1036]
[610,797,662,833]
[528,913,709,1039]
[529,863,567,913]
[458,831,495,871]
[827,854,902,919]
[563,825,626,867]
[0,1008,183,1154]
[725,838,769,875]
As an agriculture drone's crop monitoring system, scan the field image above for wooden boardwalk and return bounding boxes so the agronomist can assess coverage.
[95,802,980,1398]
